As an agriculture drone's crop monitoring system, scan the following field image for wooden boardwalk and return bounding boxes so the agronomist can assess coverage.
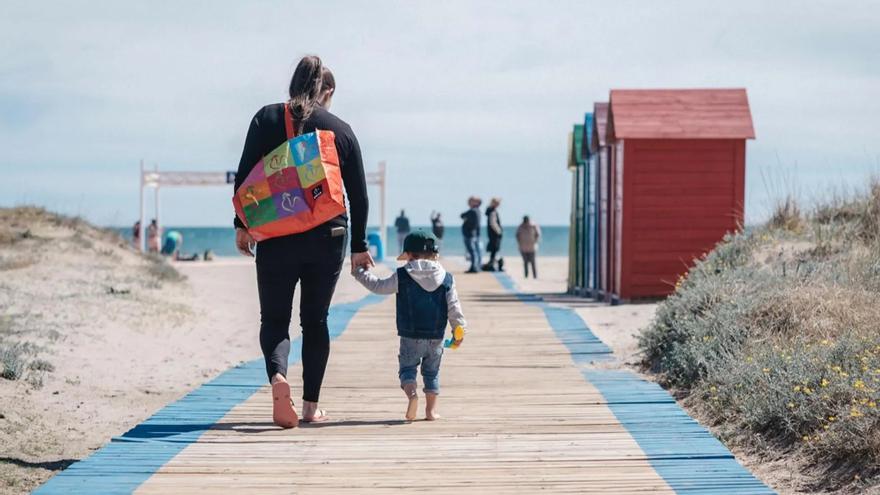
[36,271,773,494]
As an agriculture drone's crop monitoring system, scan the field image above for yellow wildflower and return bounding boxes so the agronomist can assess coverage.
[787,402,795,408]
[851,408,864,418]
[828,416,836,422]
[854,380,866,389]
[793,385,801,392]
[762,368,770,373]
[820,379,829,388]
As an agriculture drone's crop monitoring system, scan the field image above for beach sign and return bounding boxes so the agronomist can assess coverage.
[233,104,345,241]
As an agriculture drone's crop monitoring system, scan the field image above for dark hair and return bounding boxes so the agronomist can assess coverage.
[288,55,325,135]
[321,67,335,93]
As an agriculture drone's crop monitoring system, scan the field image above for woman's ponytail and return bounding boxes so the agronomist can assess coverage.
[288,55,324,135]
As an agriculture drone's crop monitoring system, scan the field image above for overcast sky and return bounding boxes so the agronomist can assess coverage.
[2,1,878,227]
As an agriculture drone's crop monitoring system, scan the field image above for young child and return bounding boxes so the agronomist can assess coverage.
[353,231,466,421]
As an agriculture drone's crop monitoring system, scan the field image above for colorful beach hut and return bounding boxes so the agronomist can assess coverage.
[579,114,598,297]
[566,124,586,293]
[567,116,601,296]
[605,88,755,301]
[589,102,610,300]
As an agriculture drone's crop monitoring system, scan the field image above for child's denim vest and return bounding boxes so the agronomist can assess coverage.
[396,267,453,339]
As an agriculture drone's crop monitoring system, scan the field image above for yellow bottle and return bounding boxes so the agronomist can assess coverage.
[444,326,465,349]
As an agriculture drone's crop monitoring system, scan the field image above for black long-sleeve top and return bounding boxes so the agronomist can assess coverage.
[461,207,480,236]
[234,103,369,253]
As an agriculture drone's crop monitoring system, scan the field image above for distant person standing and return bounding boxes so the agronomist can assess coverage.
[147,219,160,253]
[395,210,411,253]
[516,215,541,278]
[430,211,444,242]
[461,197,482,273]
[132,220,141,248]
[483,197,503,272]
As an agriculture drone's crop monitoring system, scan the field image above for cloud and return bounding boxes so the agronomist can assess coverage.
[1,1,879,227]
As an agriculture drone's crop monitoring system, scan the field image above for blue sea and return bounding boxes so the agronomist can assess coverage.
[115,225,570,258]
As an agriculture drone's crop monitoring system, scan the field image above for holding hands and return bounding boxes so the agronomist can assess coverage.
[350,251,375,273]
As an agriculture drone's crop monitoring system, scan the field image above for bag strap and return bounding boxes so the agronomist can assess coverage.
[283,103,296,139]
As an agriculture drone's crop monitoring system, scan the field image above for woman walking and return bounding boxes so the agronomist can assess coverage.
[233,56,373,428]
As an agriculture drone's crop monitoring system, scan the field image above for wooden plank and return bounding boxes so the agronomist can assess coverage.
[630,171,735,186]
[134,272,678,494]
[34,270,770,494]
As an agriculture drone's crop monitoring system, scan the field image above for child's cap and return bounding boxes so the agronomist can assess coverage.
[397,230,440,260]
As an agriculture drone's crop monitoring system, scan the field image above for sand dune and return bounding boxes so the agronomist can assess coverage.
[1,211,654,494]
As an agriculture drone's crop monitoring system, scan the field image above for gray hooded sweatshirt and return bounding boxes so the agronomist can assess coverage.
[354,259,467,331]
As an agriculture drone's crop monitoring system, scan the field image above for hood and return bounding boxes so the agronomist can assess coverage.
[404,259,447,291]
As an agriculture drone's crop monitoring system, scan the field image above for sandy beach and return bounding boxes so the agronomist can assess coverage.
[0,209,375,494]
[4,212,807,494]
[2,212,622,494]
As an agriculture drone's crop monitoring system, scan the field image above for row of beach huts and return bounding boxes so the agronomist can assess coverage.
[566,88,755,303]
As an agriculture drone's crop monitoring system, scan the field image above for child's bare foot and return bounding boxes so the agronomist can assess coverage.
[403,383,418,421]
[425,393,440,421]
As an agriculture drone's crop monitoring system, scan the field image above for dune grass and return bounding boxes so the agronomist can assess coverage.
[0,206,184,389]
[639,182,880,492]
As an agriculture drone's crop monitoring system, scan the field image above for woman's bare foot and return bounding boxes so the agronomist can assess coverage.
[425,393,440,421]
[270,374,298,429]
[301,400,329,423]
[403,383,418,421]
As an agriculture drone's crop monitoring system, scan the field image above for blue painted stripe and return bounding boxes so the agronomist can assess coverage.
[34,293,387,495]
[493,273,774,495]
[492,272,613,363]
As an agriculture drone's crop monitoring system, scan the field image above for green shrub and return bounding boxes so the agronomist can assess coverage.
[639,185,880,490]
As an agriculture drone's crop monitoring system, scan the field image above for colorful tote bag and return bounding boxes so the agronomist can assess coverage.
[233,104,346,241]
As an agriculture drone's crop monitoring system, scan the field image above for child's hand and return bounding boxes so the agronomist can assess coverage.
[445,326,465,349]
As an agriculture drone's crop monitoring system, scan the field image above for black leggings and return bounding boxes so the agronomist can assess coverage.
[255,226,345,402]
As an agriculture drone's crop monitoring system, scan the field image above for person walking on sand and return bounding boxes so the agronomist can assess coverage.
[483,197,503,272]
[233,55,373,428]
[461,197,482,273]
[395,210,411,254]
[516,215,541,278]
[353,231,466,421]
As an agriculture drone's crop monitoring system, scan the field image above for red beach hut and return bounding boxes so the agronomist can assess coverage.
[605,88,755,301]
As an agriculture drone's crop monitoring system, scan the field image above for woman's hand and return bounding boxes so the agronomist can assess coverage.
[350,251,375,273]
[235,228,256,257]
